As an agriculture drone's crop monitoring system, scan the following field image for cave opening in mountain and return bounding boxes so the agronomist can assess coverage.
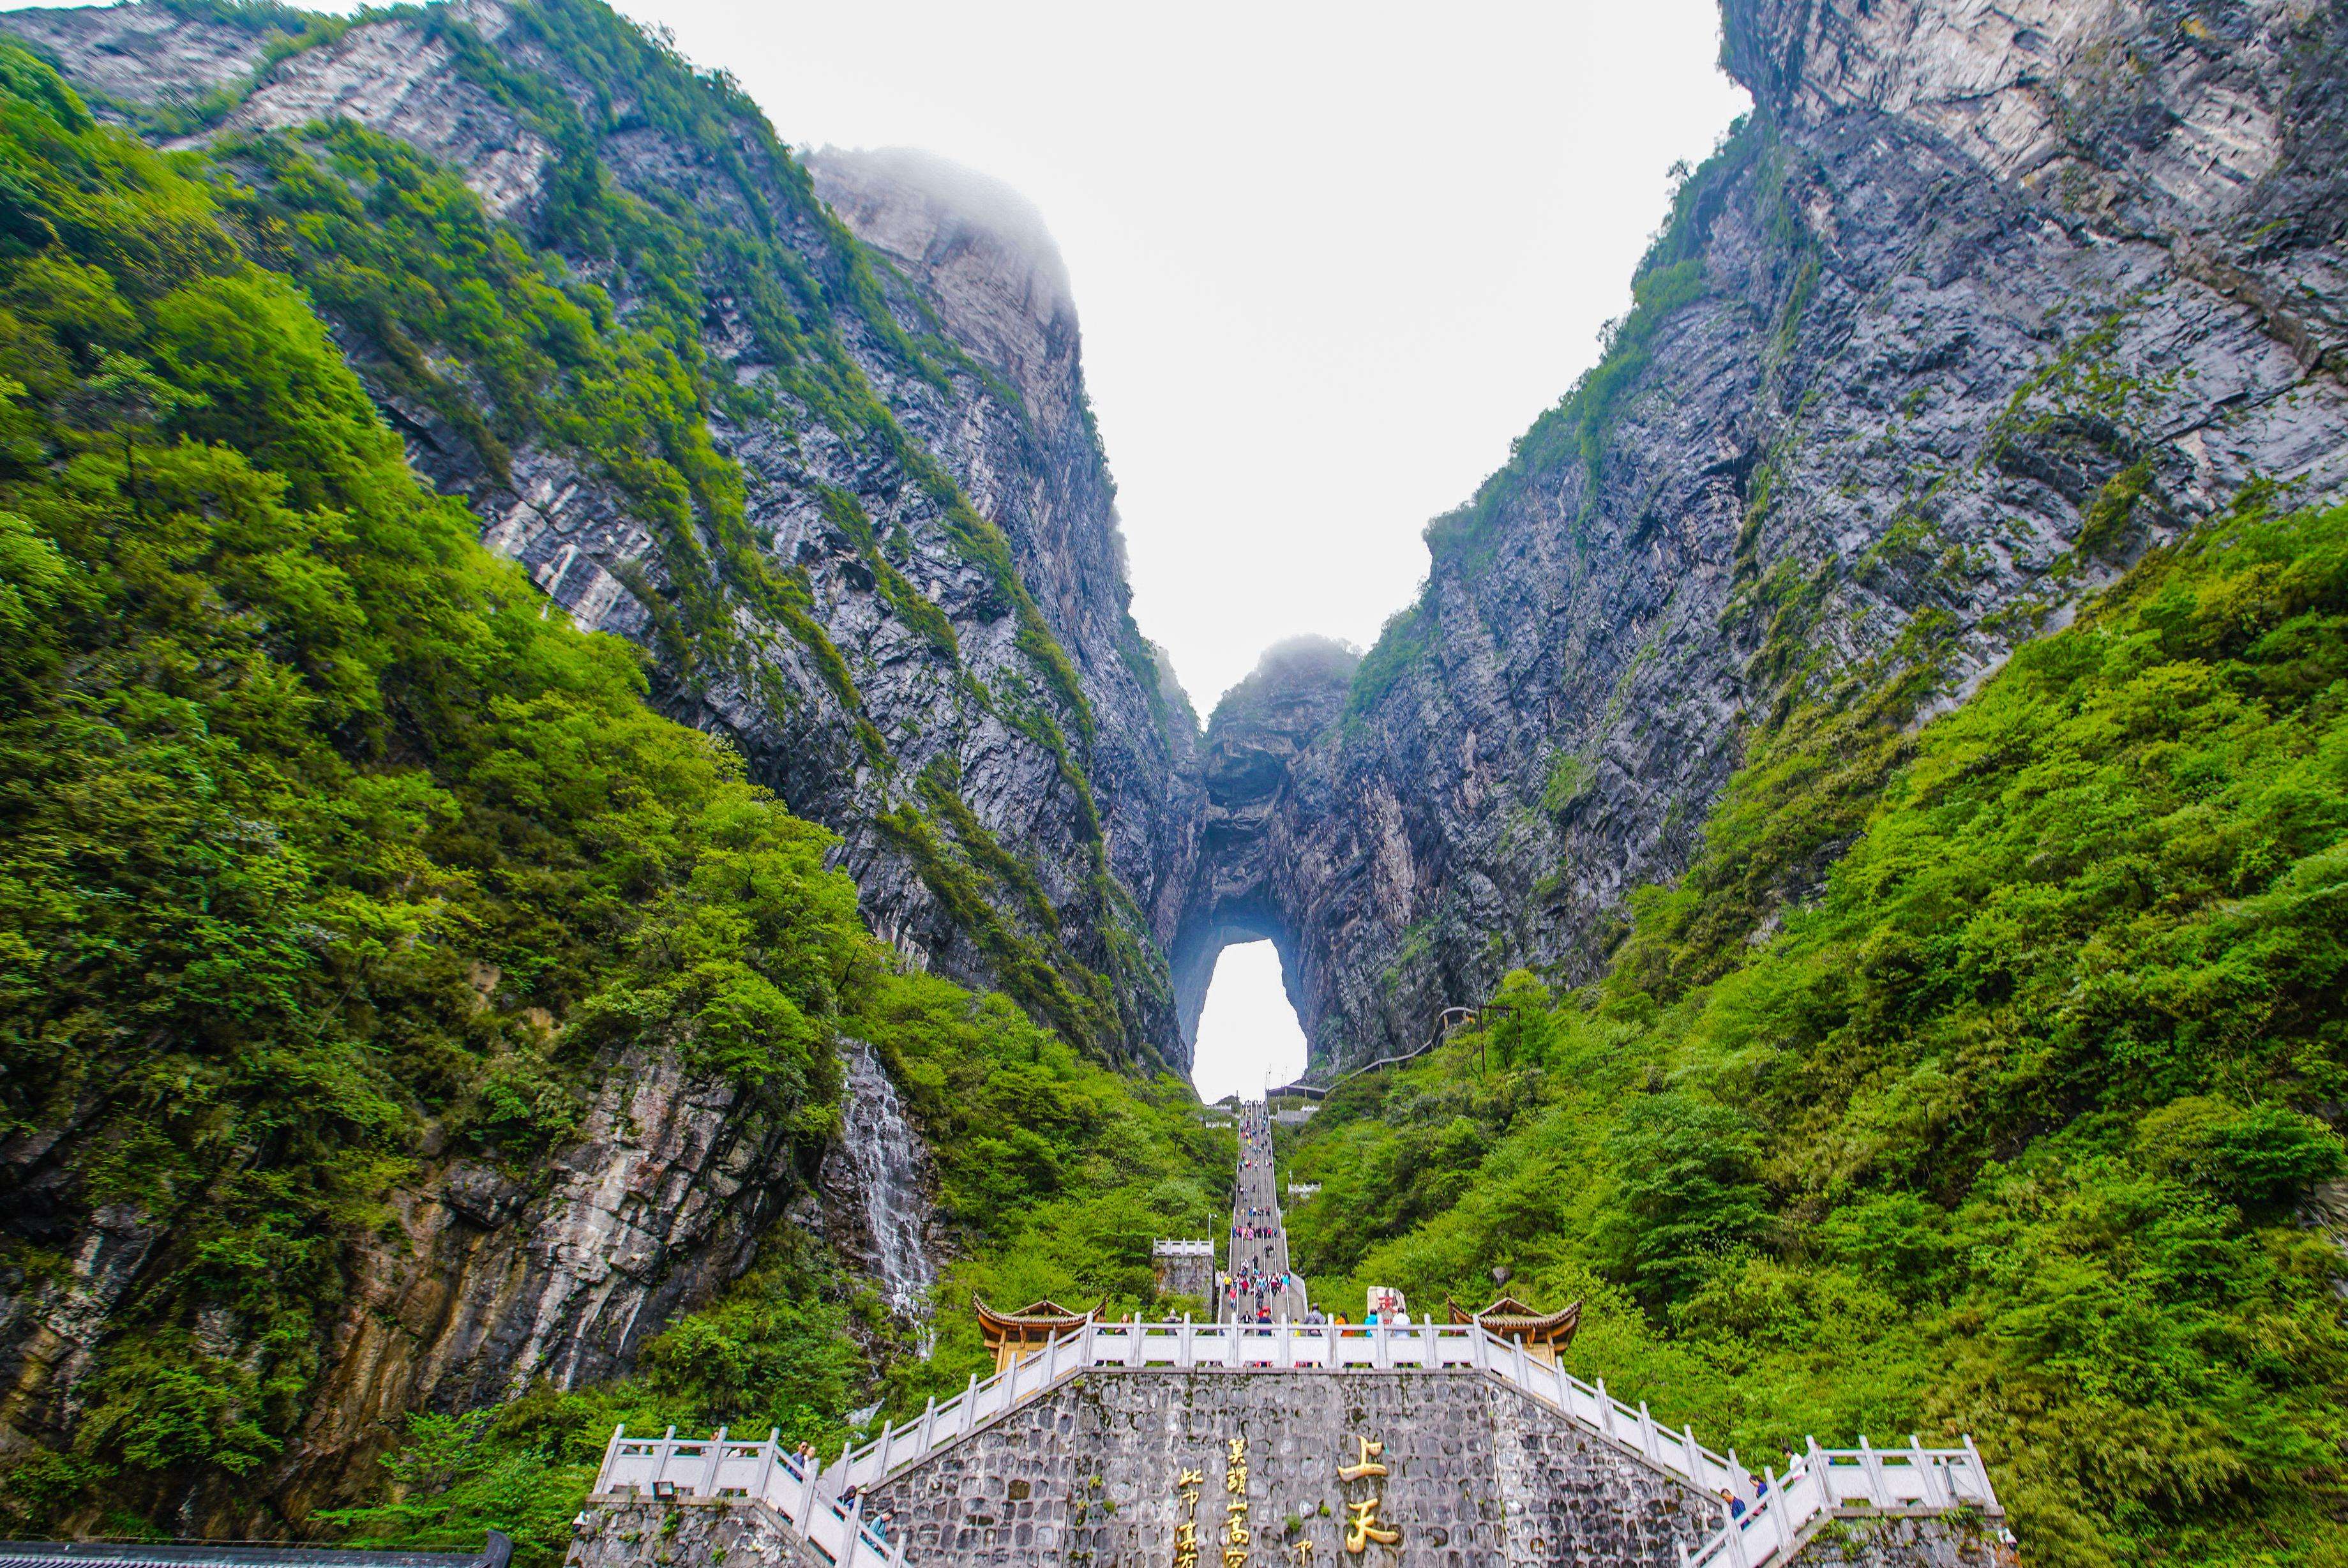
[1189,941,1307,1104]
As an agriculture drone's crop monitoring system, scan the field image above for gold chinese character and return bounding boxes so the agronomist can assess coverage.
[1176,1553,1198,1568]
[1226,1465,1247,1495]
[1343,1497,1399,1553]
[1226,1521,1251,1548]
[1178,1467,1205,1491]
[1228,1436,1247,1464]
[1223,1550,1249,1568]
[1337,1436,1388,1482]
[1178,1522,1199,1548]
[1292,1544,1317,1567]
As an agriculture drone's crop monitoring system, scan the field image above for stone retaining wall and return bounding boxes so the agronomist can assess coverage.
[864,1368,1716,1567]
[568,1495,829,1568]
[1152,1249,1215,1315]
[1781,1509,2016,1568]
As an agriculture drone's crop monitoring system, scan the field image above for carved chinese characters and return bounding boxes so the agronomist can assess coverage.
[1223,1435,1253,1565]
[1339,1435,1399,1555]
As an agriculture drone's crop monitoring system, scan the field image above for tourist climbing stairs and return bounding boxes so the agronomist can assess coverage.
[1222,1099,1308,1321]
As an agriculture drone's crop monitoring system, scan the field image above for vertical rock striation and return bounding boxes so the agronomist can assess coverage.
[1173,0,2348,1073]
[0,0,1195,1070]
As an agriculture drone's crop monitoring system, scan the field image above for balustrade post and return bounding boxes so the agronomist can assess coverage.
[798,1449,817,1523]
[917,1396,936,1458]
[1277,1318,1291,1368]
[1727,1449,1747,1498]
[1639,1401,1659,1461]
[1180,1314,1194,1367]
[1907,1435,1941,1507]
[700,1426,726,1495]
[841,1493,864,1568]
[874,1419,894,1481]
[1129,1314,1147,1369]
[1768,1466,1791,1551]
[655,1426,679,1495]
[1859,1435,1886,1505]
[1805,1436,1826,1507]
[597,1422,626,1495]
[1512,1334,1528,1392]
[962,1372,979,1433]
[1962,1435,1994,1509]
[1682,1426,1703,1484]
[1595,1376,1612,1439]
[1726,1501,1750,1568]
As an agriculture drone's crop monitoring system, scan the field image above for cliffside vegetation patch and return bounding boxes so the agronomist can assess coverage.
[0,49,1219,1547]
[1287,497,2348,1565]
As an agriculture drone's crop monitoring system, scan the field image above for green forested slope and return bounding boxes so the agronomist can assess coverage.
[1286,499,2348,1564]
[0,48,1219,1546]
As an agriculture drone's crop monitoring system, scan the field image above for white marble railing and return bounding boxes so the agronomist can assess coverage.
[1680,1436,2000,1567]
[1152,1238,1214,1256]
[596,1320,1999,1563]
[592,1428,904,1567]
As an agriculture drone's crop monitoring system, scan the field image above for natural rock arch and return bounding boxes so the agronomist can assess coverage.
[1168,638,1357,1065]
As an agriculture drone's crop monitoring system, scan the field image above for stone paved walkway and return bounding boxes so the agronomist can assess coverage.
[1222,1101,1308,1321]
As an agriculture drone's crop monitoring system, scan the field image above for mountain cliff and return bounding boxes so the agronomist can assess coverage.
[1,0,2344,1558]
[0,3,1223,1539]
[1196,0,2348,1071]
[1,0,1196,1070]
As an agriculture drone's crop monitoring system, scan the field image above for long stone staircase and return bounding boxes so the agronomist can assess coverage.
[1223,1100,1307,1322]
[577,1087,2010,1566]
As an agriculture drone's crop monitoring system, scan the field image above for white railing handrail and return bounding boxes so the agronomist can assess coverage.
[1152,1238,1214,1256]
[592,1424,905,1567]
[1679,1434,2001,1568]
[598,1322,1999,1561]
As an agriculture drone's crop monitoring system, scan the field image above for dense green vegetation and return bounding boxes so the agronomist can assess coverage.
[147,0,1145,1050]
[0,46,1217,1550]
[1288,498,2348,1565]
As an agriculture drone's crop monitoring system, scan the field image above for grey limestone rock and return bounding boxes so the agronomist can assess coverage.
[1173,0,2348,1073]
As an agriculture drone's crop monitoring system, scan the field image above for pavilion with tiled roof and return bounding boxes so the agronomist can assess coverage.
[1446,1293,1583,1366]
[972,1295,1095,1375]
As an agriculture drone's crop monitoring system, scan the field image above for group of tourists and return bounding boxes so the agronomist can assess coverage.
[1222,1100,1310,1322]
[1219,1262,1302,1321]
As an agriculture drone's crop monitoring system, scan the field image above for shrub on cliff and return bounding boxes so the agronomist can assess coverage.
[1288,497,2348,1564]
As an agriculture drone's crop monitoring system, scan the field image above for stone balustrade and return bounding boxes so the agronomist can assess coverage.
[1682,1434,2001,1568]
[596,1319,1999,1556]
[592,1429,903,1567]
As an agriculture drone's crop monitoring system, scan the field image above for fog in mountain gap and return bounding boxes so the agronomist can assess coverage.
[596,0,1752,707]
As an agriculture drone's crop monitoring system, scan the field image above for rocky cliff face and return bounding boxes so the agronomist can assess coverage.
[1,0,1194,1071]
[1180,0,2348,1071]
[0,0,1184,1523]
[1166,638,1355,1049]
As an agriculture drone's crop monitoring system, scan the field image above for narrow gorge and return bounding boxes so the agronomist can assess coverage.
[0,0,2342,1561]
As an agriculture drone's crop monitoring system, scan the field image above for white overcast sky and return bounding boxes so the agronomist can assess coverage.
[614,0,1750,709]
[610,0,1750,1097]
